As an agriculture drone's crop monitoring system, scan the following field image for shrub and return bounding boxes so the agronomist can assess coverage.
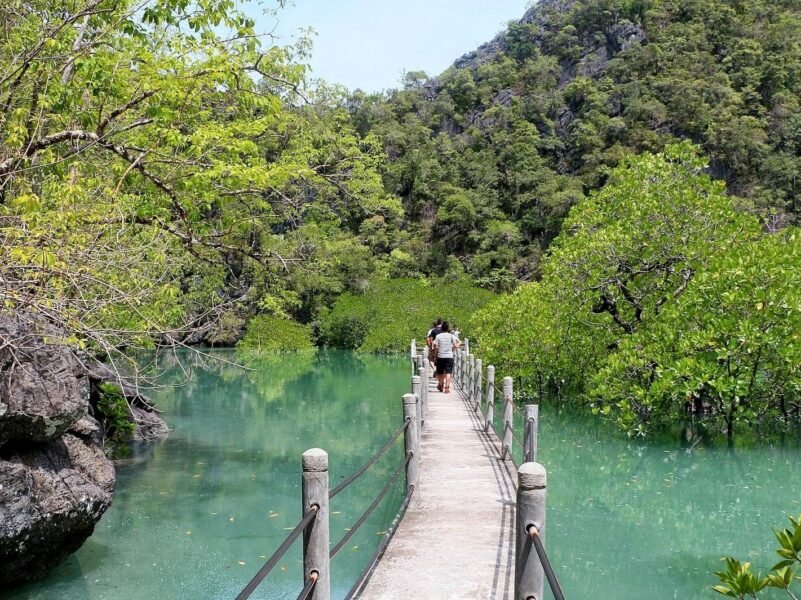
[318,278,495,353]
[237,315,314,356]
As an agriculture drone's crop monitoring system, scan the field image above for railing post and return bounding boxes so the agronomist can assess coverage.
[460,350,467,389]
[502,377,513,460]
[515,462,546,600]
[474,358,483,413]
[412,375,422,433]
[464,337,470,355]
[302,449,331,600]
[485,366,495,432]
[468,354,475,400]
[422,360,429,423]
[402,393,420,489]
[524,405,539,464]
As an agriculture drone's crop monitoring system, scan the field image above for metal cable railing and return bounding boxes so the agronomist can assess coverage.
[330,454,411,558]
[344,484,416,600]
[295,572,318,600]
[235,506,319,600]
[329,420,410,499]
[529,525,566,600]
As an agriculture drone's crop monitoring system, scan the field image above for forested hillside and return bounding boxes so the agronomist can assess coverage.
[350,0,801,287]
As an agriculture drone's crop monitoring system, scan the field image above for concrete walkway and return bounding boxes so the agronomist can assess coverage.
[356,376,517,599]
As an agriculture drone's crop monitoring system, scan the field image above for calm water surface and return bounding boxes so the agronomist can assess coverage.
[8,350,409,600]
[6,350,801,599]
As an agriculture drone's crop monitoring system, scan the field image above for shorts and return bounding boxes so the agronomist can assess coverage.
[436,357,454,375]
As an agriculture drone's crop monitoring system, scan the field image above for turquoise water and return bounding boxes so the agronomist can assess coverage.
[499,406,801,599]
[6,350,410,600]
[6,351,801,599]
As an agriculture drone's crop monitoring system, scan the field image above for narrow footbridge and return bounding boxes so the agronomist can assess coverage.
[235,340,565,600]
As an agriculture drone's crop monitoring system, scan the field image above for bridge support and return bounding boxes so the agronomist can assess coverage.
[502,377,514,460]
[524,405,539,464]
[412,375,422,433]
[485,366,495,432]
[302,449,331,600]
[515,462,547,600]
[474,358,483,413]
[402,393,420,489]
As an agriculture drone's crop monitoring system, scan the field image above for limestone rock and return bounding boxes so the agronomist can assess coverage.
[0,315,89,447]
[0,434,114,586]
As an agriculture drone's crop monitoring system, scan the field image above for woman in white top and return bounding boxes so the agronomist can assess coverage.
[433,321,460,393]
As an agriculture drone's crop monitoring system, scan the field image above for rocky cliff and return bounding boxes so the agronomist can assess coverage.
[0,313,169,587]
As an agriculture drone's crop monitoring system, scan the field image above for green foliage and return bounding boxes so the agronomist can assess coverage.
[318,278,494,353]
[0,1,408,355]
[472,144,801,438]
[237,315,314,356]
[592,231,801,437]
[96,383,135,441]
[348,0,801,285]
[714,515,801,598]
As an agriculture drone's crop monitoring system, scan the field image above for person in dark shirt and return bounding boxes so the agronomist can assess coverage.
[426,319,442,374]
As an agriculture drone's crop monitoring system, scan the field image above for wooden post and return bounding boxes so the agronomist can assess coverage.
[403,393,420,488]
[515,462,546,600]
[474,358,483,413]
[524,405,539,464]
[485,366,495,432]
[454,350,460,386]
[412,375,422,433]
[502,377,513,460]
[302,448,331,600]
[464,337,470,355]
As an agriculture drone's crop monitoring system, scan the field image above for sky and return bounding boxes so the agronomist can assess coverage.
[249,0,530,92]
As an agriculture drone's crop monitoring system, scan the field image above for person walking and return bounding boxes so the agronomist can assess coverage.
[433,321,460,393]
[426,319,442,374]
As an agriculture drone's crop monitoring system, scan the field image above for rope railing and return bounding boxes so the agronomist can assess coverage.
[330,454,411,558]
[529,525,566,600]
[329,420,410,499]
[235,505,319,600]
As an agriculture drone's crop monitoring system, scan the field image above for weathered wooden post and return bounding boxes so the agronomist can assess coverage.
[515,462,546,600]
[412,375,422,433]
[502,377,514,460]
[464,337,470,355]
[402,393,420,489]
[474,358,483,413]
[524,405,539,464]
[302,448,331,600]
[485,365,495,432]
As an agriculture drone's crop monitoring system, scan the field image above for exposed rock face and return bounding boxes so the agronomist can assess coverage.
[0,435,114,584]
[0,313,169,587]
[0,317,90,446]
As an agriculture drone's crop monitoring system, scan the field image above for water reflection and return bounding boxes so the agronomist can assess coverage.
[7,350,409,600]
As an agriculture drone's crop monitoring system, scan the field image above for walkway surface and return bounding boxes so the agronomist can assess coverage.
[356,376,517,599]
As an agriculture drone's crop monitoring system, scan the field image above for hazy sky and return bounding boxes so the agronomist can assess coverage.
[252,1,530,92]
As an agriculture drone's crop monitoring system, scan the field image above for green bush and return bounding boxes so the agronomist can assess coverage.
[237,315,314,356]
[318,278,495,353]
[96,382,135,442]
